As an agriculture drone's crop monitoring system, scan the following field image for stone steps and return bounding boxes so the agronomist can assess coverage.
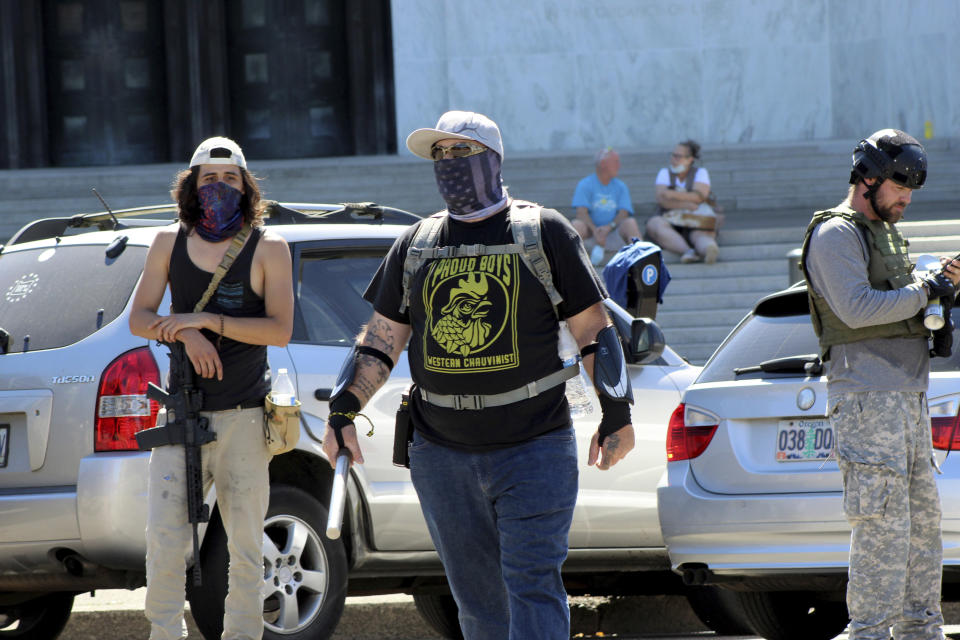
[4,138,960,367]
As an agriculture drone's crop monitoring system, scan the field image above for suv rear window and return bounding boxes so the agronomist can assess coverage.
[0,243,146,353]
[697,313,821,383]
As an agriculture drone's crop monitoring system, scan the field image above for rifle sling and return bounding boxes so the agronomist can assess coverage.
[192,224,251,313]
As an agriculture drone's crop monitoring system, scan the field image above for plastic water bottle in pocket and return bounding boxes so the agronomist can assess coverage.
[271,368,297,406]
[558,322,595,418]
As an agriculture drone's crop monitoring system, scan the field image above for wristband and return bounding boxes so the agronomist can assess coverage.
[580,342,599,359]
[597,395,631,446]
[327,390,375,446]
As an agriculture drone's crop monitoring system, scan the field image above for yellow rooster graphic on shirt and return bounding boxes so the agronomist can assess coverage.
[431,273,493,356]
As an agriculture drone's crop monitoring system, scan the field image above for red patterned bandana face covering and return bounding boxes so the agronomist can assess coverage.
[196,181,244,242]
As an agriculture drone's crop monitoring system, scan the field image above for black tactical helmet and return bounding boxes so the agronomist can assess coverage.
[849,128,927,189]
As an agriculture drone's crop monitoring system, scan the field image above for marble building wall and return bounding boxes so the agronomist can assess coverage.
[391,0,960,154]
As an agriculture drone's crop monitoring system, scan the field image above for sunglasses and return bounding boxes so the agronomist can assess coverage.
[430,141,487,161]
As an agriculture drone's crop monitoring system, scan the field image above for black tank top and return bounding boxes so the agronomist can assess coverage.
[169,225,271,410]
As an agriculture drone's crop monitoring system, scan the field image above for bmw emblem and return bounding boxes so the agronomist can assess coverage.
[797,387,816,411]
[641,264,658,286]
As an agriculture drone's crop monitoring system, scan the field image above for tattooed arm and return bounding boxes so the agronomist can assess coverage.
[322,312,412,466]
[566,301,635,471]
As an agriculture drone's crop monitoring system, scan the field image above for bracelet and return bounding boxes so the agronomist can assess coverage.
[328,411,375,437]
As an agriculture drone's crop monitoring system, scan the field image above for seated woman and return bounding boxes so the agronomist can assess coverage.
[645,140,721,264]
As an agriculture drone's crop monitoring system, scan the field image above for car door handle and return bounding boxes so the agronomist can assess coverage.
[315,388,332,401]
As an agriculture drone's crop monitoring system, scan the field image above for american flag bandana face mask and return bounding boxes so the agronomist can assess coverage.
[433,149,508,221]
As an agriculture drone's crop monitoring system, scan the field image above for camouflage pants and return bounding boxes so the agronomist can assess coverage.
[831,391,944,640]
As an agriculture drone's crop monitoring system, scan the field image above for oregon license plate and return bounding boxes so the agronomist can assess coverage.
[0,424,9,468]
[775,418,833,461]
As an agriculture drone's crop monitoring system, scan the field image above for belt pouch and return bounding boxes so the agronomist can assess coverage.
[392,390,414,468]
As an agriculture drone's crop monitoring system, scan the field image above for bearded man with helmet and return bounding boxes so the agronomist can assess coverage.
[801,129,960,640]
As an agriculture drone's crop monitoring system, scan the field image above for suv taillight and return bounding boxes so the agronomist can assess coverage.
[95,347,160,452]
[930,396,960,451]
[666,403,719,461]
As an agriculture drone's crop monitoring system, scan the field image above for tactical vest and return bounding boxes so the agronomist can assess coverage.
[398,200,577,410]
[400,200,562,316]
[800,205,928,359]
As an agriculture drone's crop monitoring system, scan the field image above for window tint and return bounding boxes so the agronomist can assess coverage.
[697,314,821,383]
[296,251,385,345]
[0,244,146,353]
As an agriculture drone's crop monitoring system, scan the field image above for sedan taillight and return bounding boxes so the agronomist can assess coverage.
[666,403,719,461]
[930,397,960,452]
[95,347,160,452]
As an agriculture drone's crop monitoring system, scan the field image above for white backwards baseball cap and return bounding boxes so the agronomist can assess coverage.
[189,136,247,169]
[406,111,504,160]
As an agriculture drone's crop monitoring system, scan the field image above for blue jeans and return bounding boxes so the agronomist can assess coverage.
[409,425,578,640]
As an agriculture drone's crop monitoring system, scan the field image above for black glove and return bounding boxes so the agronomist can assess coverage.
[922,272,956,300]
[931,297,954,358]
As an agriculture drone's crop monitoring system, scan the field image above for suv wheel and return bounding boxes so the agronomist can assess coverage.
[412,593,463,640]
[0,593,74,640]
[187,484,348,640]
[684,585,754,635]
[731,590,848,640]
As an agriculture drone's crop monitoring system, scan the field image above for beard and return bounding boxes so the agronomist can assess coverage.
[869,191,906,224]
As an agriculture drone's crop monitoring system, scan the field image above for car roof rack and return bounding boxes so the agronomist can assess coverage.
[3,200,420,248]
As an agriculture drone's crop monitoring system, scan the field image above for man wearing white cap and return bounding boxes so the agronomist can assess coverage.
[130,136,294,640]
[321,111,636,639]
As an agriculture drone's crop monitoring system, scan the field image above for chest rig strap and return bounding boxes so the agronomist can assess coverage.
[398,201,563,315]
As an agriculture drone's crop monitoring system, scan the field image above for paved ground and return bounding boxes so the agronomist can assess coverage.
[55,588,960,639]
[61,589,713,639]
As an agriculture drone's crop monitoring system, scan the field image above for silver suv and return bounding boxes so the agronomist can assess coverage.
[0,203,701,640]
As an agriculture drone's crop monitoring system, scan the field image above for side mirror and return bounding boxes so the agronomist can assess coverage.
[602,298,666,364]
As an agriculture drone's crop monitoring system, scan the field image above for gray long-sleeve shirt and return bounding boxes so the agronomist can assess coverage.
[805,215,929,393]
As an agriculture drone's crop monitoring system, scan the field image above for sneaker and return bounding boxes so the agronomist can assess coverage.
[703,243,719,264]
[681,248,700,263]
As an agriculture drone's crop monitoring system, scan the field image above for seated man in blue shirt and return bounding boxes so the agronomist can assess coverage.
[572,148,642,264]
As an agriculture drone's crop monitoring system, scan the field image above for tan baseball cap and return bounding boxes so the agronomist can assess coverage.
[189,136,247,169]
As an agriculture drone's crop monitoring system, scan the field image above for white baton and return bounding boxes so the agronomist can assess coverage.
[326,450,351,539]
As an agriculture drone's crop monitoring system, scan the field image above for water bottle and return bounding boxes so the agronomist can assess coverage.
[558,321,595,418]
[271,368,296,406]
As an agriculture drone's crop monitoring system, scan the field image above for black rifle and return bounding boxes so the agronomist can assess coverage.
[135,341,216,586]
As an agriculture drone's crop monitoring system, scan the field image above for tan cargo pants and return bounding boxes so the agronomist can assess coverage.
[145,406,271,640]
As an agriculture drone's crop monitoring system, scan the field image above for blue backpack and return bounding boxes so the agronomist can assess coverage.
[601,241,670,319]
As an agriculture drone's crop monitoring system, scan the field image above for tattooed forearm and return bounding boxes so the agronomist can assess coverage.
[351,362,382,405]
[361,318,397,357]
[348,316,406,405]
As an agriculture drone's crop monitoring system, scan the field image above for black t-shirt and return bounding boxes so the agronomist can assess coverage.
[364,204,605,451]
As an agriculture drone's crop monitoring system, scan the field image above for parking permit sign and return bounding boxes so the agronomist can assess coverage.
[0,424,9,468]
